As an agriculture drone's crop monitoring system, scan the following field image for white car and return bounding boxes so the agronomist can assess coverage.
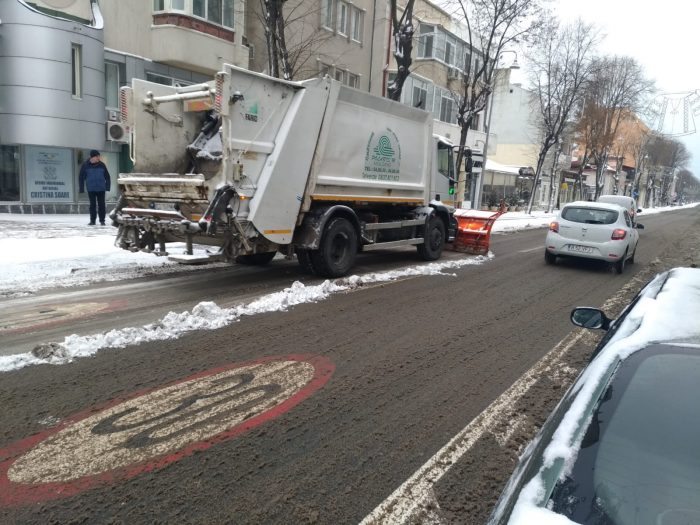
[597,194,641,222]
[545,201,644,273]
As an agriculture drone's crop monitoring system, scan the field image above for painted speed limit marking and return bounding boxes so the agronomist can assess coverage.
[0,355,334,506]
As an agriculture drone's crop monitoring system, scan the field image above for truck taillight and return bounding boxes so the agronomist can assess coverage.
[611,228,627,240]
[549,221,559,233]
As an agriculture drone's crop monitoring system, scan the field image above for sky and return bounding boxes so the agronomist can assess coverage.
[552,0,700,176]
[1,206,693,372]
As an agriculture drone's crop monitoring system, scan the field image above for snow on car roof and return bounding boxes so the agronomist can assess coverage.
[507,267,700,524]
[562,200,626,212]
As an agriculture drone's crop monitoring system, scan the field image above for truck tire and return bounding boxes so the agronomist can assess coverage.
[310,217,358,277]
[417,215,445,261]
[235,252,277,265]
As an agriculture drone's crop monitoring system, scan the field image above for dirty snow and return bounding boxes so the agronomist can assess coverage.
[0,203,695,372]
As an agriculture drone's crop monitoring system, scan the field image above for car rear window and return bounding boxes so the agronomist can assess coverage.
[561,206,618,224]
[549,345,700,523]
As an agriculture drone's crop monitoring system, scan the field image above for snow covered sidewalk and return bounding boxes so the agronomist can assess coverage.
[0,204,694,298]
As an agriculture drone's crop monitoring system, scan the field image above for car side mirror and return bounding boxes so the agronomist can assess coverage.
[570,307,612,330]
[635,223,645,229]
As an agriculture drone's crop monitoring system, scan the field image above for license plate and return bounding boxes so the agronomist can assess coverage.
[568,244,593,254]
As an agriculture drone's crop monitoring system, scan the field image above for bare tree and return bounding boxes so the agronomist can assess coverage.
[642,134,689,206]
[258,0,335,80]
[576,56,654,200]
[446,0,547,207]
[625,119,651,198]
[526,18,599,213]
[387,0,416,101]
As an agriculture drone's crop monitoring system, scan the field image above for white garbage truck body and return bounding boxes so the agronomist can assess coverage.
[114,64,458,276]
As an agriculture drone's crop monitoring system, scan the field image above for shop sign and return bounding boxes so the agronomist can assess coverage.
[25,146,73,202]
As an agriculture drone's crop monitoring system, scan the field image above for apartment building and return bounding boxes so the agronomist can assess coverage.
[244,0,387,95]
[388,0,486,148]
[0,0,248,213]
[1,0,490,213]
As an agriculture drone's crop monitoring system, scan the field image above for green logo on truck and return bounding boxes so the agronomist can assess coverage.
[244,102,259,122]
[364,129,401,181]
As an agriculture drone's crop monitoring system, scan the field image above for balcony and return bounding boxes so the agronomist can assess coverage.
[150,13,245,74]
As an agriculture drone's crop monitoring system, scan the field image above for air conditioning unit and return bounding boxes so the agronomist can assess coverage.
[447,67,461,80]
[106,121,129,143]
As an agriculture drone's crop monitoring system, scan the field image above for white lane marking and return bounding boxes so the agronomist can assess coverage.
[517,246,545,254]
[9,360,314,484]
[359,330,586,525]
[361,274,645,524]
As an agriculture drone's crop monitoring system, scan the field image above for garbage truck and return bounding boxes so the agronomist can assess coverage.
[112,64,461,277]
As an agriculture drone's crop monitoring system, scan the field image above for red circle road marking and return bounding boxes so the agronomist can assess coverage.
[0,354,334,506]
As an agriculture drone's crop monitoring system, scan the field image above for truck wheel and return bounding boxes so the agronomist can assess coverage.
[235,252,277,265]
[296,249,317,275]
[417,216,445,261]
[310,217,358,277]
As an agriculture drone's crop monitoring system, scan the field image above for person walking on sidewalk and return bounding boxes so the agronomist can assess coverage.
[79,150,111,226]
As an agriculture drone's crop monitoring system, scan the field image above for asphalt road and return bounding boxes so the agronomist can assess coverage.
[1,206,698,524]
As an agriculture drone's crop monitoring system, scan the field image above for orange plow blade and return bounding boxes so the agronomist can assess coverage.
[447,209,504,255]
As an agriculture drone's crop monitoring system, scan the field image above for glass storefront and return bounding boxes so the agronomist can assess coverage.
[0,145,21,201]
[0,145,121,207]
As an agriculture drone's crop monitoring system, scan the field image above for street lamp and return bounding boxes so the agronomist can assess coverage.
[472,50,519,209]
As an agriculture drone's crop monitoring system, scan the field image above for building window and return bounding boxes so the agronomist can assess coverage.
[105,62,120,109]
[159,0,234,28]
[445,38,454,66]
[413,84,427,109]
[146,72,192,87]
[322,0,333,29]
[0,145,21,202]
[351,7,362,42]
[470,114,480,131]
[418,24,434,58]
[433,87,456,124]
[335,68,345,83]
[337,1,348,35]
[319,62,331,77]
[348,73,359,89]
[71,44,82,99]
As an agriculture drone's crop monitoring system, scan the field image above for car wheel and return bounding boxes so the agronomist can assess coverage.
[629,246,636,264]
[614,250,627,274]
[545,250,556,265]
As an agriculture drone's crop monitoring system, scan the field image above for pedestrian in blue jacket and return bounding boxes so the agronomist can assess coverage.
[79,150,111,225]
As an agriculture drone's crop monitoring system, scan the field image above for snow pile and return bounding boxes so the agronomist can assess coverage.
[0,254,492,372]
[0,215,225,297]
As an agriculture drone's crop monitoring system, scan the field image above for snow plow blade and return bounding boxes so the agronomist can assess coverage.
[447,209,504,255]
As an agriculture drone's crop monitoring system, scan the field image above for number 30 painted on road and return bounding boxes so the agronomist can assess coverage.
[0,354,334,506]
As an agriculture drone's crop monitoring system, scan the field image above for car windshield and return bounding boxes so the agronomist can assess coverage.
[549,345,700,524]
[562,206,618,225]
